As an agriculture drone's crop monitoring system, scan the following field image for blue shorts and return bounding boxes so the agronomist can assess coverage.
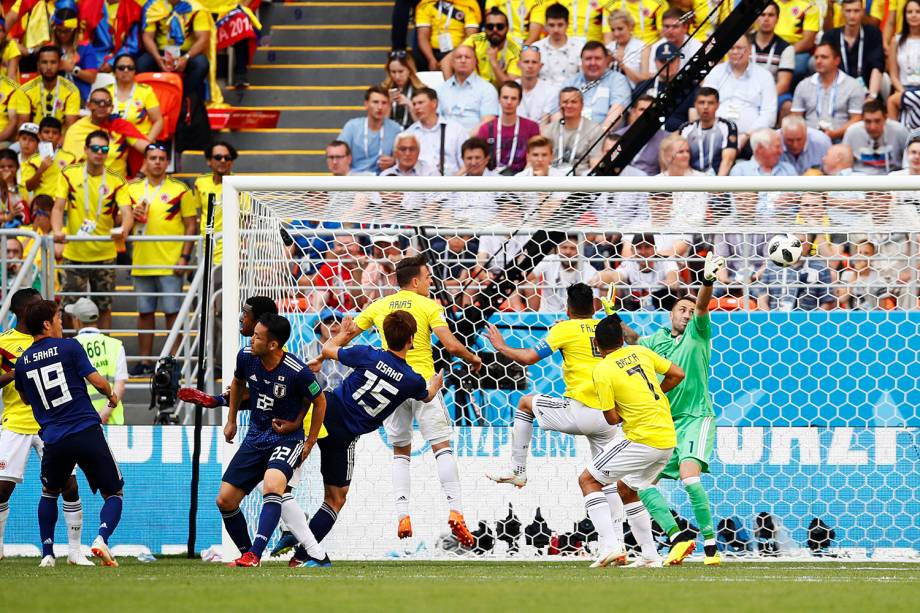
[222,437,304,495]
[318,396,358,488]
[133,274,183,314]
[41,425,124,495]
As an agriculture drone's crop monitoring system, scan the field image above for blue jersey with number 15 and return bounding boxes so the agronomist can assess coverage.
[332,346,428,436]
[14,337,101,445]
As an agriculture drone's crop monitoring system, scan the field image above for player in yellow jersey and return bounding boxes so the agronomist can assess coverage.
[0,289,92,565]
[578,313,685,568]
[310,254,482,547]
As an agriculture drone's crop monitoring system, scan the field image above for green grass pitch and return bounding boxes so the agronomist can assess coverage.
[1,558,918,612]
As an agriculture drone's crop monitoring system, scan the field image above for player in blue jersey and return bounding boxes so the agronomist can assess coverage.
[289,311,444,565]
[218,313,328,568]
[13,301,124,568]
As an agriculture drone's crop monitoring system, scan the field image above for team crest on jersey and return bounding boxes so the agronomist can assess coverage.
[273,383,287,398]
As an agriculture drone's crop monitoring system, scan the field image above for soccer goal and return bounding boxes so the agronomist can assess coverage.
[219,175,919,561]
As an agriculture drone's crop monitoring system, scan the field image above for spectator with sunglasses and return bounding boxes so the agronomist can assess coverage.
[415,0,481,72]
[193,141,238,271]
[62,88,151,178]
[52,130,133,332]
[22,117,76,198]
[21,46,81,130]
[449,7,522,89]
[106,53,165,144]
[126,143,198,375]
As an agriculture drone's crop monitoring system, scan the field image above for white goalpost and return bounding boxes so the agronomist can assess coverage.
[218,175,920,561]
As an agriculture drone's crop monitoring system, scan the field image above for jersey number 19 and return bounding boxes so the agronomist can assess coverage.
[25,362,73,410]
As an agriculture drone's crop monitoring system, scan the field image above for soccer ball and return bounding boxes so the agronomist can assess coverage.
[767,234,803,267]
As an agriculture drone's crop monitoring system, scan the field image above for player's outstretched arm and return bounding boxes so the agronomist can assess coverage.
[424,370,444,403]
[484,323,541,365]
[0,370,14,388]
[433,326,482,372]
[697,252,726,316]
[86,371,118,409]
[310,318,363,372]
[225,376,246,443]
[660,363,685,393]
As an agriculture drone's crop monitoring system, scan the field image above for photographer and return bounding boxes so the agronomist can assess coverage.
[67,298,128,425]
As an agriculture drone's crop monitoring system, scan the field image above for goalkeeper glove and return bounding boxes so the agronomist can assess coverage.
[177,387,226,408]
[702,252,726,287]
[600,284,616,315]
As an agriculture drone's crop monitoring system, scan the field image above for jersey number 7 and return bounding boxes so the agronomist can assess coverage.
[626,365,660,401]
[352,371,399,417]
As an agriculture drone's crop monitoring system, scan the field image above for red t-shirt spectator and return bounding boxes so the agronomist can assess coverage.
[477,116,540,173]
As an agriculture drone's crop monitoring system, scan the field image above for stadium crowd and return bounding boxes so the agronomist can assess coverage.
[311,0,920,314]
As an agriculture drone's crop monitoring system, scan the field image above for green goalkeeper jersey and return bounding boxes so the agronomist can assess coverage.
[639,313,714,419]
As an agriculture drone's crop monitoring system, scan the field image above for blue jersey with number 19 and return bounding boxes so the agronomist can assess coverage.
[14,337,101,445]
[331,345,428,436]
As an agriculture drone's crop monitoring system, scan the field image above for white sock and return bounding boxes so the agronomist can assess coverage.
[0,501,9,553]
[511,409,534,473]
[625,501,658,560]
[434,447,462,513]
[281,494,325,560]
[393,454,411,519]
[584,491,618,552]
[62,499,83,555]
[602,485,625,546]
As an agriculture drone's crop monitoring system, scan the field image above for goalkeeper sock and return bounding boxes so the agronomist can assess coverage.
[511,409,534,473]
[98,495,122,544]
[38,493,58,557]
[62,499,83,556]
[221,507,252,553]
[250,494,282,558]
[683,477,716,552]
[602,485,625,546]
[307,502,338,543]
[392,454,411,519]
[584,491,618,551]
[624,501,658,560]
[0,501,9,552]
[638,487,680,541]
[434,447,462,513]
[281,495,326,559]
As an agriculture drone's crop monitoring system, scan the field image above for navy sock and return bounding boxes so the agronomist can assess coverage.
[308,503,338,543]
[98,495,123,544]
[221,507,252,553]
[38,493,58,557]
[249,494,283,558]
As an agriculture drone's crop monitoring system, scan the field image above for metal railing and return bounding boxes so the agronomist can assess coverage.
[0,229,45,325]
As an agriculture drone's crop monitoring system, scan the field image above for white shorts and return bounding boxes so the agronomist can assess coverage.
[384,392,453,447]
[586,436,673,490]
[532,395,619,458]
[0,429,43,483]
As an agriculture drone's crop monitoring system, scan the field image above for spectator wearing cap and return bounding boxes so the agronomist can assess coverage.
[531,3,581,89]
[516,46,556,124]
[126,143,198,376]
[408,87,466,176]
[791,41,866,142]
[311,310,350,389]
[612,95,669,174]
[138,0,212,99]
[676,88,739,176]
[634,43,695,131]
[382,51,427,129]
[780,114,832,174]
[67,298,128,424]
[594,233,681,311]
[16,122,39,166]
[62,88,151,178]
[702,36,777,151]
[414,0,481,72]
[643,8,702,76]
[751,2,795,119]
[362,234,403,301]
[22,116,76,198]
[842,99,911,174]
[450,7,522,89]
[822,0,884,100]
[478,81,540,174]
[435,45,499,132]
[20,46,80,129]
[0,71,27,145]
[563,42,631,128]
[338,86,402,175]
[541,87,603,174]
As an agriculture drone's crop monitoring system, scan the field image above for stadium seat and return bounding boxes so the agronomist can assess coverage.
[417,71,445,89]
[91,72,116,92]
[135,72,184,140]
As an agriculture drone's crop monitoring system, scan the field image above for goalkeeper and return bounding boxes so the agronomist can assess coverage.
[604,252,726,567]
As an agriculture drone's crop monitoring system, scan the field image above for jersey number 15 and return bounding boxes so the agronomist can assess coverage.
[352,371,399,417]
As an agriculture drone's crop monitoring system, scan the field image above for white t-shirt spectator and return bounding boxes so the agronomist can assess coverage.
[791,70,866,132]
[533,37,582,88]
[531,255,599,312]
[895,35,920,87]
[518,78,557,122]
[607,37,644,85]
[408,117,467,176]
[616,258,680,310]
[842,119,910,175]
[702,62,777,134]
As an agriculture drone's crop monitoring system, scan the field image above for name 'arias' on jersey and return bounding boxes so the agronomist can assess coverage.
[332,346,428,436]
[234,348,322,438]
[14,338,101,445]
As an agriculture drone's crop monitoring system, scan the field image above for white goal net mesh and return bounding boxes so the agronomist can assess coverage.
[222,176,920,561]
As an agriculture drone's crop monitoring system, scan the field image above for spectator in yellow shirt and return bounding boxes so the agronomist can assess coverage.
[52,130,134,331]
[415,0,481,71]
[193,141,237,269]
[449,7,522,89]
[22,116,76,198]
[0,20,21,81]
[486,0,543,44]
[127,144,198,375]
[20,46,81,129]
[0,74,27,145]
[775,0,822,81]
[138,0,212,99]
[107,53,165,144]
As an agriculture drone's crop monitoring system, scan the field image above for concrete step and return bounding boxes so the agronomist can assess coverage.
[178,150,324,174]
[265,24,391,47]
[266,1,394,26]
[220,86,366,107]
[214,128,339,149]
[252,46,390,65]
[247,63,382,86]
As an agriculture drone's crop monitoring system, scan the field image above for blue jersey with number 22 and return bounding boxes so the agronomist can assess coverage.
[14,337,101,445]
[332,346,428,436]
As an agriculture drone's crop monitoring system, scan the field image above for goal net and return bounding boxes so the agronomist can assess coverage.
[220,175,919,561]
